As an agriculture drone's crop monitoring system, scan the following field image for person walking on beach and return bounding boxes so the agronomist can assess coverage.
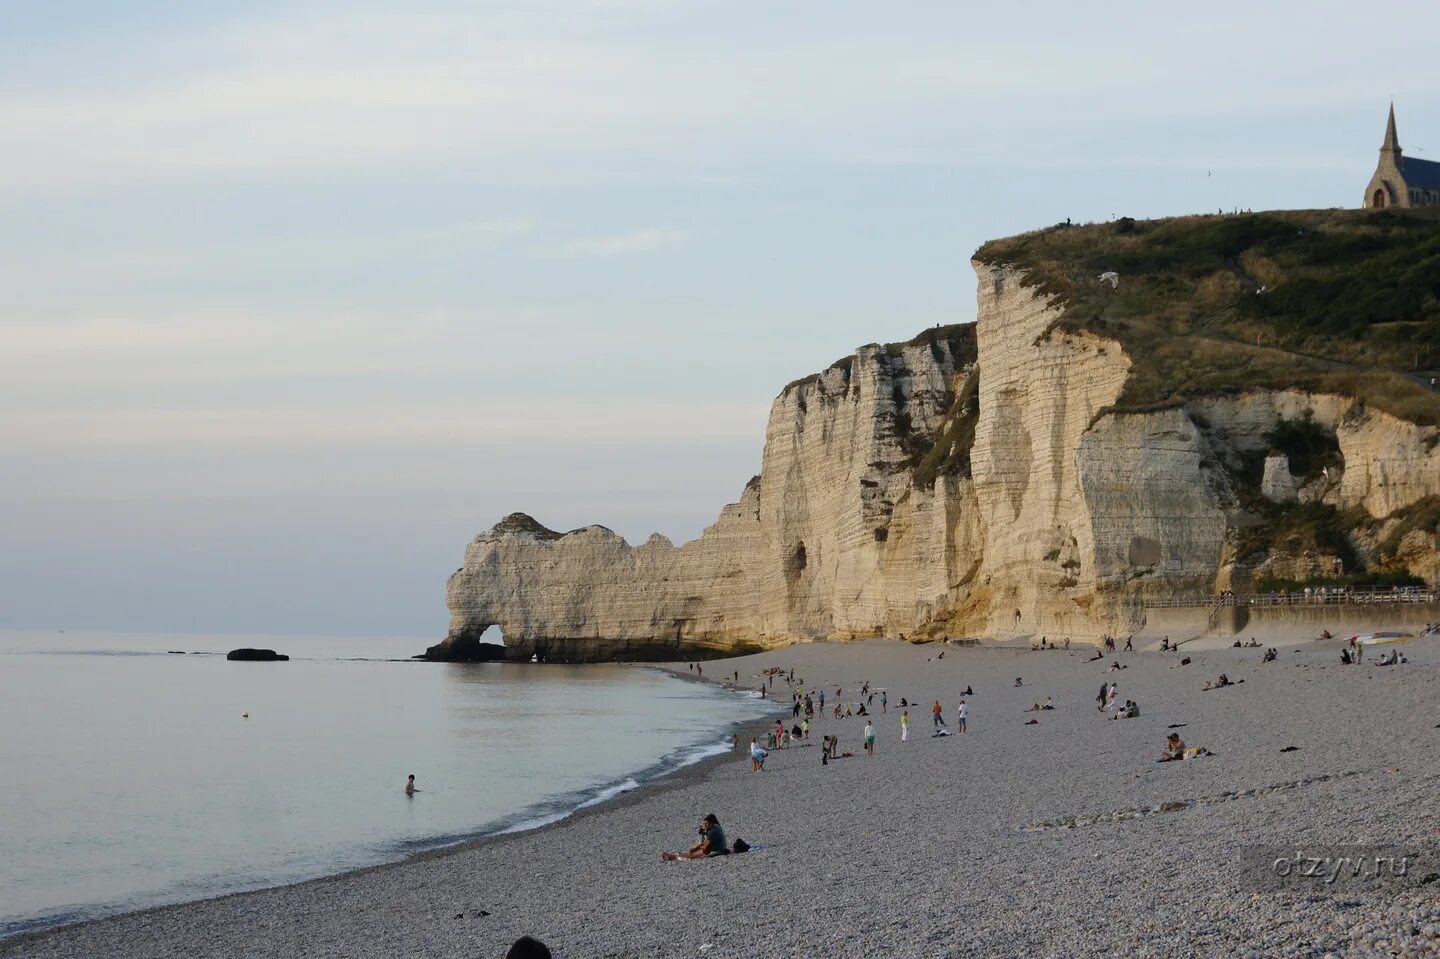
[774,720,784,746]
[932,700,946,729]
[957,699,968,733]
[802,718,810,739]
[863,721,875,755]
[900,710,910,741]
[819,690,826,712]
[750,738,767,771]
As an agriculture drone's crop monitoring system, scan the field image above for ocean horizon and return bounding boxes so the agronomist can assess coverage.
[0,630,772,938]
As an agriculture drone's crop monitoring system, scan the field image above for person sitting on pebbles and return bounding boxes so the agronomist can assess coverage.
[662,813,728,861]
[1158,733,1186,761]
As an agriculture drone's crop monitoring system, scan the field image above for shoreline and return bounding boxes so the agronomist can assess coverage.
[9,636,1439,958]
[2,665,784,950]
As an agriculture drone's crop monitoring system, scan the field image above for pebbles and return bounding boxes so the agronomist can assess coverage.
[6,638,1438,959]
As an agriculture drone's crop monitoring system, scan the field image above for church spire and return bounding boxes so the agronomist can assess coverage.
[1381,102,1401,155]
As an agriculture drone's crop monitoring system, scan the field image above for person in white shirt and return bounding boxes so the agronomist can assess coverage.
[957,699,969,733]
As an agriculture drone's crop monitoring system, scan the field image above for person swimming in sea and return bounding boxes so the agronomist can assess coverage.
[405,774,417,796]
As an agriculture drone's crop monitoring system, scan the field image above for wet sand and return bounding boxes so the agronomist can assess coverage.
[6,636,1439,959]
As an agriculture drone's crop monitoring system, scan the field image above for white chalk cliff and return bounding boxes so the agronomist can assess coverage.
[428,263,1440,661]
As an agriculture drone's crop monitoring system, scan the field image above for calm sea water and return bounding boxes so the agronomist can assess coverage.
[0,631,771,937]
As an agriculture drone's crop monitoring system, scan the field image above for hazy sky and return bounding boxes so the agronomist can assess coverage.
[3,1,1437,638]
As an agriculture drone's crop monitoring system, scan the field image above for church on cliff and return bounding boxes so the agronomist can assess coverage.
[1363,104,1440,208]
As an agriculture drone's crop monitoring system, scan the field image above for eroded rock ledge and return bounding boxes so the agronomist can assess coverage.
[427,256,1440,662]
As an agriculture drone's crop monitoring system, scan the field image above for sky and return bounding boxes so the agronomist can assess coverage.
[2,1,1437,638]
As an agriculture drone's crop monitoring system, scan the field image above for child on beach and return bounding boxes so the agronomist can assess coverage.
[900,711,910,741]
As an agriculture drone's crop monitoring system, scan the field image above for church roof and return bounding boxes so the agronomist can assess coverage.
[1383,104,1401,152]
[1401,155,1440,190]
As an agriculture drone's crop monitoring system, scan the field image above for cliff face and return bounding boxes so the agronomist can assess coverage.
[432,327,981,662]
[430,246,1440,661]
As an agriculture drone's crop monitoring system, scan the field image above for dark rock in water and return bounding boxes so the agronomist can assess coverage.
[226,648,290,662]
[423,638,509,663]
[168,650,186,655]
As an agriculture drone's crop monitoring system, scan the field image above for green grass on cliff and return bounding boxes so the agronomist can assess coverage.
[974,208,1440,425]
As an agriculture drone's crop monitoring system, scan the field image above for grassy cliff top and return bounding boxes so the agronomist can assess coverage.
[974,208,1440,425]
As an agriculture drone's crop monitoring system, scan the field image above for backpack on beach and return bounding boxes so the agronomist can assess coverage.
[732,838,750,854]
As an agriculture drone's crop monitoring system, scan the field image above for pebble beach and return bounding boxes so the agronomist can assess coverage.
[6,635,1439,959]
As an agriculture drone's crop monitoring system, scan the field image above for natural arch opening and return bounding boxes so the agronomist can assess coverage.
[480,624,506,646]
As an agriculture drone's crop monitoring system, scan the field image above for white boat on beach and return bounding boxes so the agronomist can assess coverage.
[1349,631,1416,646]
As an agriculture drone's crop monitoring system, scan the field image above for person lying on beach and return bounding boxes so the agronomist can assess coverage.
[661,814,728,860]
[1090,650,1104,662]
[1025,703,1042,712]
[1042,697,1055,710]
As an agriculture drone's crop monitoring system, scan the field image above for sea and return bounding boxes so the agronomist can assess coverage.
[0,630,774,938]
